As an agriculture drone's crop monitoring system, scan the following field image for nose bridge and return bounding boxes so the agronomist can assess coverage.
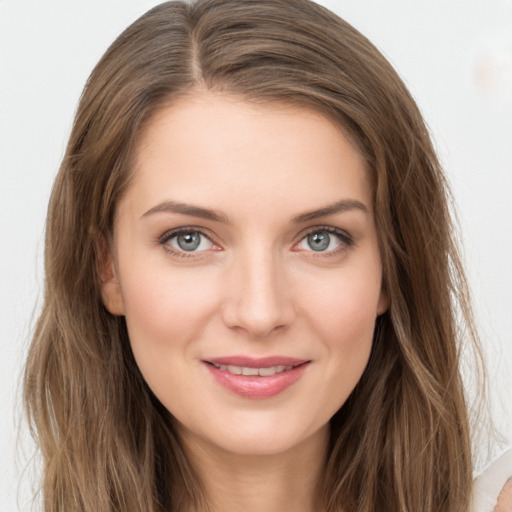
[223,243,294,338]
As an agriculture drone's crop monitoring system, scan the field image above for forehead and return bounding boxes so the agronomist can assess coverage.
[123,92,371,219]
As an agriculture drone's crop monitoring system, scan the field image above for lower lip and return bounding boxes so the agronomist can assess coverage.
[204,362,309,399]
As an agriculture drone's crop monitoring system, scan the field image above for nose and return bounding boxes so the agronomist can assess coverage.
[222,247,295,339]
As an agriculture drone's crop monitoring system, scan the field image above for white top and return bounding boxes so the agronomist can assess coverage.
[472,448,512,512]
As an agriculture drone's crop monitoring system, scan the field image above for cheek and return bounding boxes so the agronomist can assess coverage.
[121,256,218,330]
[118,262,221,377]
[299,267,381,387]
[303,266,382,340]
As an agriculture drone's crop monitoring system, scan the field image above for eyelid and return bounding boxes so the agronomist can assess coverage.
[158,226,221,257]
[156,224,354,258]
[293,225,354,253]
[158,226,210,244]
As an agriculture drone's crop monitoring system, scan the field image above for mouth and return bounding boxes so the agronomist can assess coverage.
[208,362,300,377]
[202,356,310,399]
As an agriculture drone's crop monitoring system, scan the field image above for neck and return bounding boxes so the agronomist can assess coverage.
[179,426,329,512]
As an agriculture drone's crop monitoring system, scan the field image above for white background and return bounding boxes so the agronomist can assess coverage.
[1,1,511,510]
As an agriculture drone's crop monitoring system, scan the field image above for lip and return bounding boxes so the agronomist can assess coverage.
[207,356,308,368]
[203,356,310,399]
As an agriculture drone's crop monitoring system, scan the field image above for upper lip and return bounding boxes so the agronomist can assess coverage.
[205,356,309,368]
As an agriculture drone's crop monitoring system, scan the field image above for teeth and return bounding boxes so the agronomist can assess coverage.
[258,366,277,376]
[211,363,295,376]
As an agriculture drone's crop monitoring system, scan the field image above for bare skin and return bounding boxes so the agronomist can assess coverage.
[494,479,512,512]
[101,91,384,512]
[180,423,328,512]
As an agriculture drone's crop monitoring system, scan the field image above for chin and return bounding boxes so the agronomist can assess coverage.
[175,412,329,459]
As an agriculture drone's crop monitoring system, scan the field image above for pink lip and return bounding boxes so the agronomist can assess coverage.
[203,356,310,399]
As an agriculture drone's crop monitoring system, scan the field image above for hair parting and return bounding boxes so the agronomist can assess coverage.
[24,1,483,511]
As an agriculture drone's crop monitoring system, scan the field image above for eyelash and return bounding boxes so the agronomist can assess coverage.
[294,226,354,257]
[157,225,354,258]
[158,227,218,259]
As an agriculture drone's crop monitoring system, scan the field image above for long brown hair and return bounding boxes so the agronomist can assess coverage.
[24,1,479,510]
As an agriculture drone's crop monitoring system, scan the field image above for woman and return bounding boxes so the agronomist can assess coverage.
[22,0,511,511]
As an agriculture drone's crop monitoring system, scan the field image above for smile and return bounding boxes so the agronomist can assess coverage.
[204,357,310,399]
[209,363,296,376]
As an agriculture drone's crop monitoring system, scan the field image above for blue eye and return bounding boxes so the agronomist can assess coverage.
[167,230,214,252]
[297,229,349,253]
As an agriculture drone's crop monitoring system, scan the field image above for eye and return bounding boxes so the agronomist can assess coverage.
[295,228,352,253]
[162,229,215,253]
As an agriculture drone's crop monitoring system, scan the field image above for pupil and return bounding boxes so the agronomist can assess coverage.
[177,232,201,251]
[307,232,330,251]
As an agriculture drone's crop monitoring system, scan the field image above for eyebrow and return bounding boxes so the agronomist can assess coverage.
[141,198,369,224]
[142,200,230,223]
[291,199,369,223]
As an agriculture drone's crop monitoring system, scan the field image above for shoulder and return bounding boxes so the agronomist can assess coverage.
[494,479,512,512]
[472,448,512,512]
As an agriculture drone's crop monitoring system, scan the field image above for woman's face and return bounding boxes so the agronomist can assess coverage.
[102,92,388,457]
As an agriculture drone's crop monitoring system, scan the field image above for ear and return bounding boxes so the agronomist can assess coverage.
[95,234,125,316]
[377,281,390,316]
